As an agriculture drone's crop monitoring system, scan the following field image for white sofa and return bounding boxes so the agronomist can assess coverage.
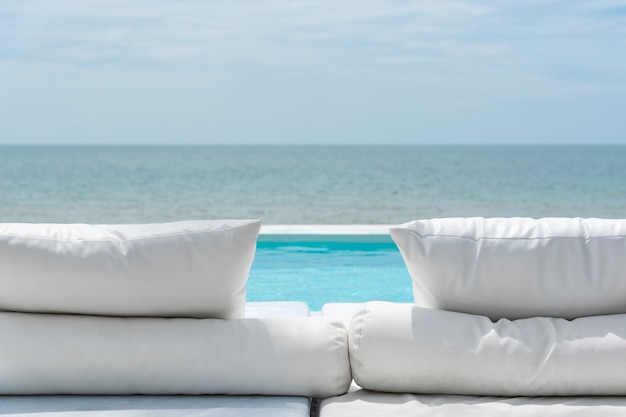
[0,220,351,416]
[320,217,626,416]
[4,217,626,417]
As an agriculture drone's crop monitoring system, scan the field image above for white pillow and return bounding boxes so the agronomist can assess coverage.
[0,220,261,319]
[0,312,351,398]
[390,217,626,320]
[350,302,626,396]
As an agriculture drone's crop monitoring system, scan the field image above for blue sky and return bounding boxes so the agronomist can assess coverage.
[1,1,625,145]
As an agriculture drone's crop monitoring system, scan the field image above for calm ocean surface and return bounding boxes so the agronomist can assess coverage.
[1,145,625,224]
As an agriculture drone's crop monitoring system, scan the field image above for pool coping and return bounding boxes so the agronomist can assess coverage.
[259,225,394,243]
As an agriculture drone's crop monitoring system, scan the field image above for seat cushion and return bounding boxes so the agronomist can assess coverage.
[0,312,351,398]
[320,390,626,417]
[0,220,260,319]
[0,395,311,417]
[390,217,626,320]
[349,302,626,396]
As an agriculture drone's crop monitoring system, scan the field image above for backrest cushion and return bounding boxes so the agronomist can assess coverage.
[349,302,626,396]
[0,220,261,319]
[0,313,351,398]
[390,217,626,320]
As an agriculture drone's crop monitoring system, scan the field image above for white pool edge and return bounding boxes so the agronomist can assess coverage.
[258,224,394,243]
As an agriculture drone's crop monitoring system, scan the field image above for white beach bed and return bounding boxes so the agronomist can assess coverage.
[7,219,626,417]
[0,222,353,417]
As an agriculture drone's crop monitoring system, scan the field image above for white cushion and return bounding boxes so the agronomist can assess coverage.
[0,312,351,398]
[245,301,310,318]
[390,217,626,320]
[0,220,261,319]
[320,391,626,417]
[0,395,310,417]
[349,302,626,396]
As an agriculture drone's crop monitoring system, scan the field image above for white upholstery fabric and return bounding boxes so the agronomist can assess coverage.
[321,303,366,327]
[0,220,261,319]
[322,302,415,327]
[320,390,626,417]
[0,395,310,417]
[390,217,626,320]
[245,301,310,318]
[0,312,351,398]
[349,302,626,396]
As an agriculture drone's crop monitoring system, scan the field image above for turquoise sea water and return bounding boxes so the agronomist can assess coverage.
[1,145,626,224]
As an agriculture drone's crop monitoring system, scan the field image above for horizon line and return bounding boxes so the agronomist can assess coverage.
[1,143,625,147]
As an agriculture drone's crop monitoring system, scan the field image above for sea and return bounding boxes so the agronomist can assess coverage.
[1,145,626,224]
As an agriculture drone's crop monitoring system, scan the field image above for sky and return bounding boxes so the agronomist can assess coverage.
[1,1,626,145]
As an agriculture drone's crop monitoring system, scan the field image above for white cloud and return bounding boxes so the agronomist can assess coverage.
[1,1,498,68]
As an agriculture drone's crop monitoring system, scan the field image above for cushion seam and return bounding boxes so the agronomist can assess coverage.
[400,229,626,241]
[352,305,366,385]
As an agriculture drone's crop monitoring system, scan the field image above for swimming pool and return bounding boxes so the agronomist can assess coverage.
[246,226,413,311]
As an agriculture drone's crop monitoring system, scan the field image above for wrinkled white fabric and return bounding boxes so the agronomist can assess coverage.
[321,303,366,327]
[320,390,626,417]
[391,217,626,320]
[0,220,260,318]
[0,313,351,398]
[350,302,626,396]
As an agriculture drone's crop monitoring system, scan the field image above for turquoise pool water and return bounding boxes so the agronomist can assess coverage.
[246,240,413,311]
